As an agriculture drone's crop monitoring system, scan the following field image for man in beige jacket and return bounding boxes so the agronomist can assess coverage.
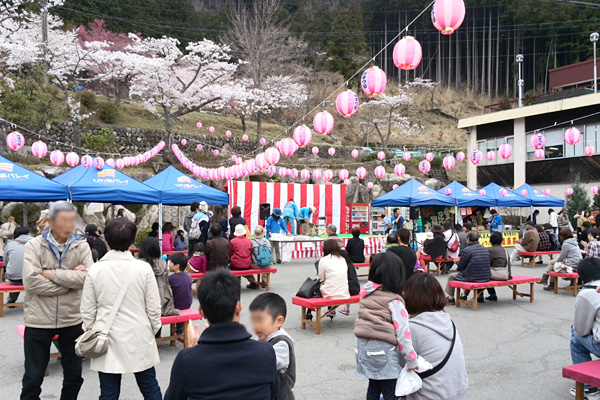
[21,201,93,400]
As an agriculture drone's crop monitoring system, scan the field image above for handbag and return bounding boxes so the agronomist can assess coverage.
[491,249,510,281]
[75,270,134,358]
[417,321,456,379]
[446,234,459,253]
[296,277,321,298]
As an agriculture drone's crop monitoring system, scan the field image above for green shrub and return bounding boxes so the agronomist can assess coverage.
[135,227,152,248]
[98,101,118,123]
[10,203,41,232]
[124,204,142,215]
[83,128,117,152]
[81,90,97,109]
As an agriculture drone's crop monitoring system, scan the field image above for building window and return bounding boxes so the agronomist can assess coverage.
[527,124,600,161]
[476,136,514,166]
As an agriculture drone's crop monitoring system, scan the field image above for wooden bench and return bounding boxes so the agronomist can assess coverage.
[517,251,561,267]
[0,283,25,317]
[549,271,581,297]
[563,360,600,400]
[427,258,458,276]
[448,275,540,311]
[292,295,361,335]
[189,268,277,293]
[355,262,369,278]
[16,309,202,376]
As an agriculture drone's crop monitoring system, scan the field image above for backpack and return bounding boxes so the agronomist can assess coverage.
[447,233,459,253]
[189,216,202,240]
[256,241,273,267]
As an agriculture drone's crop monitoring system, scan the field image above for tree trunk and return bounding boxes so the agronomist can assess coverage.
[506,27,510,96]
[436,34,441,84]
[256,111,263,140]
[456,28,461,91]
[487,10,492,98]
[473,18,478,93]
[467,21,471,92]
[495,10,500,98]
[481,8,486,94]
[448,32,452,87]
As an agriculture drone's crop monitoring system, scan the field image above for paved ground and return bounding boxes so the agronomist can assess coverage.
[0,256,582,399]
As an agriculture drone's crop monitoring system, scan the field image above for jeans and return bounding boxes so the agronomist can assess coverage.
[98,367,162,400]
[283,216,297,235]
[8,278,22,303]
[188,238,198,258]
[571,326,600,390]
[21,324,83,400]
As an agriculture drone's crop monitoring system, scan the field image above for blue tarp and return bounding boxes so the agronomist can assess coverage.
[437,181,496,207]
[481,182,532,207]
[143,166,229,205]
[514,184,565,207]
[53,164,160,204]
[0,155,69,201]
[372,179,456,207]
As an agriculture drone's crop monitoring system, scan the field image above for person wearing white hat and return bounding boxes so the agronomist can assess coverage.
[299,206,317,236]
[192,202,210,245]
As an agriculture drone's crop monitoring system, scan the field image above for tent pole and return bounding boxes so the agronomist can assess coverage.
[23,203,28,226]
[177,206,180,228]
[158,203,163,244]
[111,204,115,220]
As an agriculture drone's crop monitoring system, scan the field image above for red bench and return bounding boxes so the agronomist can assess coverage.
[517,251,561,267]
[0,283,25,317]
[16,325,58,377]
[355,262,369,278]
[563,360,600,400]
[549,271,581,297]
[292,295,361,335]
[448,275,540,311]
[189,268,277,293]
[427,258,458,276]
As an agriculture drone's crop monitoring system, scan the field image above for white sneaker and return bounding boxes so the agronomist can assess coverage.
[570,387,600,399]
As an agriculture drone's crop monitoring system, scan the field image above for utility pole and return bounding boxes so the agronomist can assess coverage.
[41,0,49,84]
[592,32,599,93]
[517,54,524,108]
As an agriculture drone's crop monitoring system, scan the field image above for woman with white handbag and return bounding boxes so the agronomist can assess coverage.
[80,218,162,399]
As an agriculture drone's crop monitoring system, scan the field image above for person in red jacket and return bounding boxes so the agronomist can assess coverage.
[229,225,253,270]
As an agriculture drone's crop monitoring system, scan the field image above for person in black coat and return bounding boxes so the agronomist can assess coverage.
[345,227,365,264]
[84,224,108,260]
[417,224,447,269]
[445,230,491,305]
[386,230,418,279]
[164,269,277,400]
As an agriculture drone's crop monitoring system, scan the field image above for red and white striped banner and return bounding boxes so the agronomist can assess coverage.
[228,181,347,235]
[285,236,386,259]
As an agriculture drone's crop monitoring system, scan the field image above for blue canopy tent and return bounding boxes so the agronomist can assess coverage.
[480,182,532,207]
[0,155,69,202]
[53,164,160,204]
[372,179,456,207]
[437,181,496,207]
[514,184,564,207]
[143,166,228,205]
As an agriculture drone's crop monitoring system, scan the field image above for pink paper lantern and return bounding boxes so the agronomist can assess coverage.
[377,151,386,161]
[521,189,528,197]
[267,165,277,176]
[81,155,93,168]
[265,147,281,165]
[260,138,267,146]
[344,179,351,186]
[361,66,387,97]
[279,167,288,178]
[443,155,456,170]
[93,157,104,170]
[479,189,486,196]
[335,90,359,118]
[300,169,310,180]
[255,153,268,170]
[445,188,452,195]
[289,168,299,178]
[419,160,431,174]
[247,159,256,173]
[367,182,374,190]
[499,143,513,159]
[209,126,216,134]
[323,169,334,181]
[196,122,202,129]
[351,149,359,159]
[394,164,406,176]
[313,111,335,135]
[196,144,203,151]
[235,157,242,165]
[312,146,319,155]
[585,145,595,156]
[293,125,312,147]
[115,159,125,169]
[565,127,581,145]
[279,138,298,156]
[213,149,220,156]
[534,149,545,159]
[374,166,386,178]
[31,141,47,158]
[328,147,336,157]
[66,152,79,167]
[543,189,551,196]
[530,133,546,149]
[106,158,115,168]
[6,131,25,150]
[50,150,64,166]
[356,167,367,179]
[393,184,399,190]
[339,169,349,181]
[486,151,496,162]
[393,36,422,70]
[403,152,411,161]
[470,150,483,165]
[431,0,466,35]
[312,169,322,180]
[499,188,507,197]
[565,187,574,196]
[231,155,237,162]
[242,134,249,142]
[456,151,465,162]
[425,152,435,162]
[180,139,187,146]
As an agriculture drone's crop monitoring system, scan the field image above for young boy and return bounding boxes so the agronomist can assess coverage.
[250,293,296,400]
[168,253,193,334]
[164,269,277,399]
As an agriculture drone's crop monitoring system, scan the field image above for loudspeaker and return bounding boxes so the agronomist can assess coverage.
[260,203,271,220]
[410,206,420,220]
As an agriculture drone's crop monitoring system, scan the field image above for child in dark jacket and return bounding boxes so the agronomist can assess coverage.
[250,293,296,400]
[174,230,187,251]
[168,253,193,334]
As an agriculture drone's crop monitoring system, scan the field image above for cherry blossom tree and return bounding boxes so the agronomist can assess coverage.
[128,36,239,137]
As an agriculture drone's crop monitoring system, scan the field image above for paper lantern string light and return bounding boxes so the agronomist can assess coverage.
[328,147,336,157]
[456,151,465,162]
[361,66,387,97]
[530,133,546,150]
[106,158,115,168]
[335,90,359,118]
[311,146,319,155]
[377,151,386,161]
[403,152,411,161]
[470,150,483,165]
[425,152,434,162]
[394,164,406,176]
[300,169,310,180]
[351,149,359,159]
[419,160,431,174]
[566,187,574,196]
[313,111,335,135]
[196,122,202,129]
[292,125,312,147]
[443,155,456,170]
[180,139,187,146]
[32,140,47,158]
[565,126,581,145]
[356,167,367,179]
[431,0,466,35]
[81,155,93,168]
[93,157,105,170]
[543,189,551,196]
[66,152,79,167]
[534,149,545,159]
[242,134,249,142]
[265,147,281,165]
[367,182,374,190]
[499,143,513,159]
[521,189,528,197]
[486,151,496,162]
[374,166,386,178]
[445,188,452,195]
[209,126,215,134]
[393,36,422,70]
[279,138,299,156]
[6,131,25,151]
[323,169,334,181]
[312,169,322,180]
[592,186,599,195]
[259,138,267,146]
[50,150,65,166]
[585,145,595,156]
[479,189,486,196]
